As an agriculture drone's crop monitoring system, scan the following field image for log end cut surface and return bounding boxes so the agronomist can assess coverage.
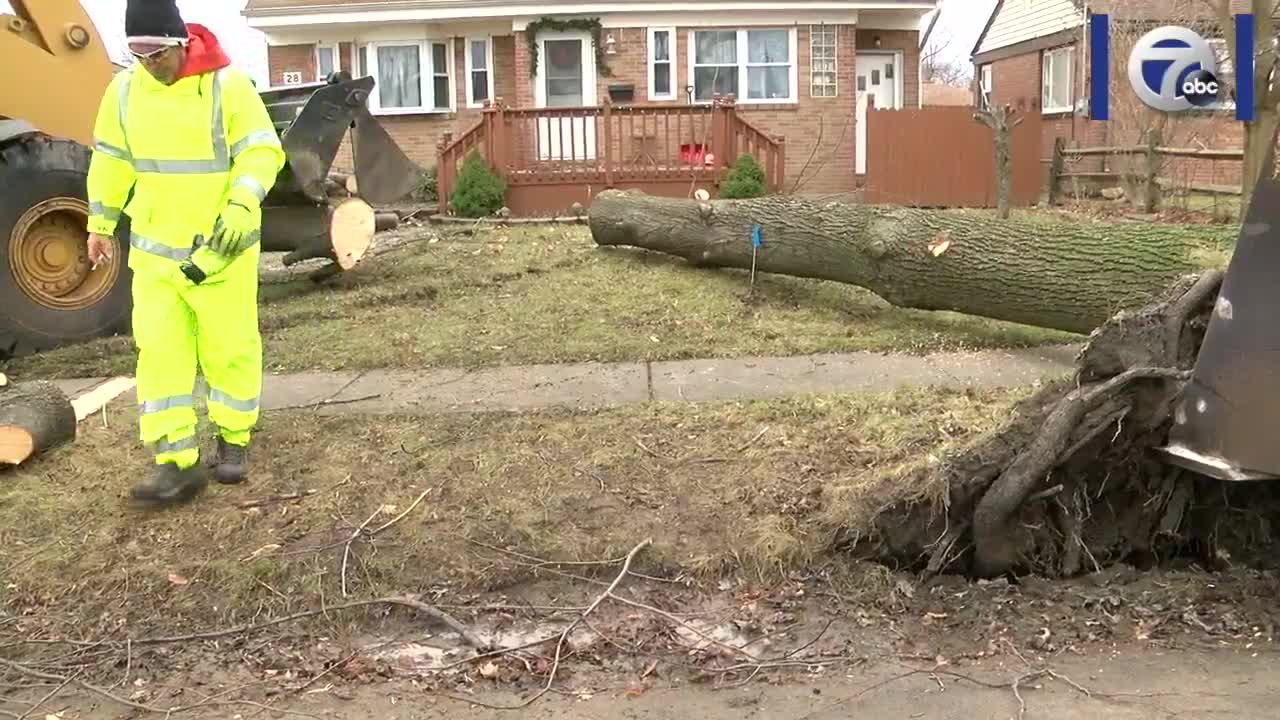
[332,198,376,270]
[0,381,76,465]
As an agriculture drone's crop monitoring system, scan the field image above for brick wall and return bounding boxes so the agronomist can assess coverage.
[270,38,520,173]
[267,44,315,86]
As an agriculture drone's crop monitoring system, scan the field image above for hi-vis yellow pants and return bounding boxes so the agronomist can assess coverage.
[132,253,261,469]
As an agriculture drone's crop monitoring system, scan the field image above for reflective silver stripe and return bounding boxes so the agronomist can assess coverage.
[231,129,281,158]
[133,158,229,174]
[88,202,121,221]
[156,435,198,455]
[93,140,131,161]
[130,232,191,262]
[208,388,260,413]
[117,68,133,157]
[139,394,194,415]
[211,69,229,168]
[233,175,267,202]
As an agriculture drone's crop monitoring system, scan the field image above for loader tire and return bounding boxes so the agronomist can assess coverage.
[0,134,132,360]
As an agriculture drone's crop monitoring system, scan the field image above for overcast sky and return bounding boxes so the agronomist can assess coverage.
[5,0,992,86]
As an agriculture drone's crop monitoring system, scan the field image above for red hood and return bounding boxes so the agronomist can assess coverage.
[176,23,231,79]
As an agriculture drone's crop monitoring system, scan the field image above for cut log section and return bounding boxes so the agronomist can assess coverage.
[586,189,1236,335]
[0,380,76,466]
[375,211,400,232]
[262,197,376,270]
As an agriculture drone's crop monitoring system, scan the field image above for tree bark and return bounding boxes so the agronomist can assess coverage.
[0,380,76,466]
[375,211,400,232]
[587,190,1233,334]
[262,197,376,270]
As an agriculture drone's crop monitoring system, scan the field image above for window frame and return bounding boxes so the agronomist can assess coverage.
[1040,44,1074,114]
[648,27,677,101]
[809,25,838,98]
[687,28,799,105]
[979,63,992,110]
[363,38,455,116]
[464,36,495,108]
[315,42,340,81]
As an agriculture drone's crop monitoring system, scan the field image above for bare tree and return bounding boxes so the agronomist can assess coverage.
[922,27,973,87]
[1208,0,1280,210]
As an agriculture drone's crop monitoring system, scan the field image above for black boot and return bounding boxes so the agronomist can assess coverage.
[130,462,208,506]
[211,436,249,485]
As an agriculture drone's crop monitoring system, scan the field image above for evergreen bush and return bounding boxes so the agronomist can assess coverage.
[449,150,506,217]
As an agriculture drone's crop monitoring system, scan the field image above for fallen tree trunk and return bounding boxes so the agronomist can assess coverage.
[0,378,75,466]
[262,197,375,271]
[587,190,1235,334]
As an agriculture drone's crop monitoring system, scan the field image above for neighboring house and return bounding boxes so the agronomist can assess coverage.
[922,81,971,106]
[242,0,940,197]
[970,0,1259,190]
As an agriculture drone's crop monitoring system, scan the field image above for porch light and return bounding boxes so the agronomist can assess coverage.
[604,33,617,54]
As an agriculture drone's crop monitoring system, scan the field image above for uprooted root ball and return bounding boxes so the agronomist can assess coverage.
[833,270,1280,578]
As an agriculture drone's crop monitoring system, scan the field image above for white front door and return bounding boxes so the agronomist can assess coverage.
[535,33,597,162]
[855,51,903,175]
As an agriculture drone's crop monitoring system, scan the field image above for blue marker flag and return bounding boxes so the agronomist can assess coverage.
[752,225,763,248]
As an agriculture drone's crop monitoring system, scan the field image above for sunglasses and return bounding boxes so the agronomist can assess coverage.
[128,42,181,60]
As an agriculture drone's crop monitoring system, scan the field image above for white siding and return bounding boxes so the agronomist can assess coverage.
[975,0,1082,55]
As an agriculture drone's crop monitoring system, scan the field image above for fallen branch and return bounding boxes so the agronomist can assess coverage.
[441,538,652,710]
[341,508,383,597]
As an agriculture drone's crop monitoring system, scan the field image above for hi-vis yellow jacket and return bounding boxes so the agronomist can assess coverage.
[86,63,286,280]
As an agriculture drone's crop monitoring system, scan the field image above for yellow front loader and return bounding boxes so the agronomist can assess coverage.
[0,0,420,359]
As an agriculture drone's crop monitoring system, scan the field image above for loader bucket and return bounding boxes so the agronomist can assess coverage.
[1159,131,1280,482]
[258,72,421,206]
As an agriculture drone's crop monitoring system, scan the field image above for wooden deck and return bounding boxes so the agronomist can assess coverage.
[437,97,785,217]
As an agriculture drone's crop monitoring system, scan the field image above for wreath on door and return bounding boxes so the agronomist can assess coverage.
[526,17,613,78]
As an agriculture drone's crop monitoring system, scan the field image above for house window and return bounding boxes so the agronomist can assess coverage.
[648,27,675,100]
[364,40,453,114]
[690,29,797,104]
[466,37,493,107]
[315,43,339,81]
[1041,45,1074,113]
[979,64,992,109]
[810,25,837,97]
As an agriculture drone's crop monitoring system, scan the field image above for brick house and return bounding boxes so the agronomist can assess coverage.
[242,0,940,204]
[970,0,1261,191]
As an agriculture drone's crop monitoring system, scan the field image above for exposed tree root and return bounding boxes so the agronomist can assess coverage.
[845,271,1280,578]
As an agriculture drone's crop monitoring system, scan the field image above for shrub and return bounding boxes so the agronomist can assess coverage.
[413,166,438,202]
[448,150,506,217]
[719,154,768,199]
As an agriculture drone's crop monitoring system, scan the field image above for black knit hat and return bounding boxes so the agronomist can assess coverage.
[125,0,187,42]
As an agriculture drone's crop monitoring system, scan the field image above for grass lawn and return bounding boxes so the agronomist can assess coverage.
[8,225,1077,379]
[0,384,1023,637]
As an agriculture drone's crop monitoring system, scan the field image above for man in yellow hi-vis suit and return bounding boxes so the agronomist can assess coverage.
[85,0,286,506]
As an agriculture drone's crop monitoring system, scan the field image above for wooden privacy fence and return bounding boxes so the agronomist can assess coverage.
[437,96,786,217]
[1048,135,1244,211]
[862,103,1042,207]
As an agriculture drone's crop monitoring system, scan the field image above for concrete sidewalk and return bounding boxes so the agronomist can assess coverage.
[53,345,1079,415]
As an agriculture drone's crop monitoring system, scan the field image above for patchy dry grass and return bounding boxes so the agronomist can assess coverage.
[0,384,1023,636]
[10,225,1075,379]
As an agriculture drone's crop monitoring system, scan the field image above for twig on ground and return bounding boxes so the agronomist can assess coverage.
[382,597,489,649]
[440,538,652,711]
[15,668,79,720]
[236,491,317,509]
[371,488,433,534]
[341,508,383,597]
[271,394,383,413]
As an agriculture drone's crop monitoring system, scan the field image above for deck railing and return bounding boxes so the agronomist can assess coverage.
[437,96,785,216]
